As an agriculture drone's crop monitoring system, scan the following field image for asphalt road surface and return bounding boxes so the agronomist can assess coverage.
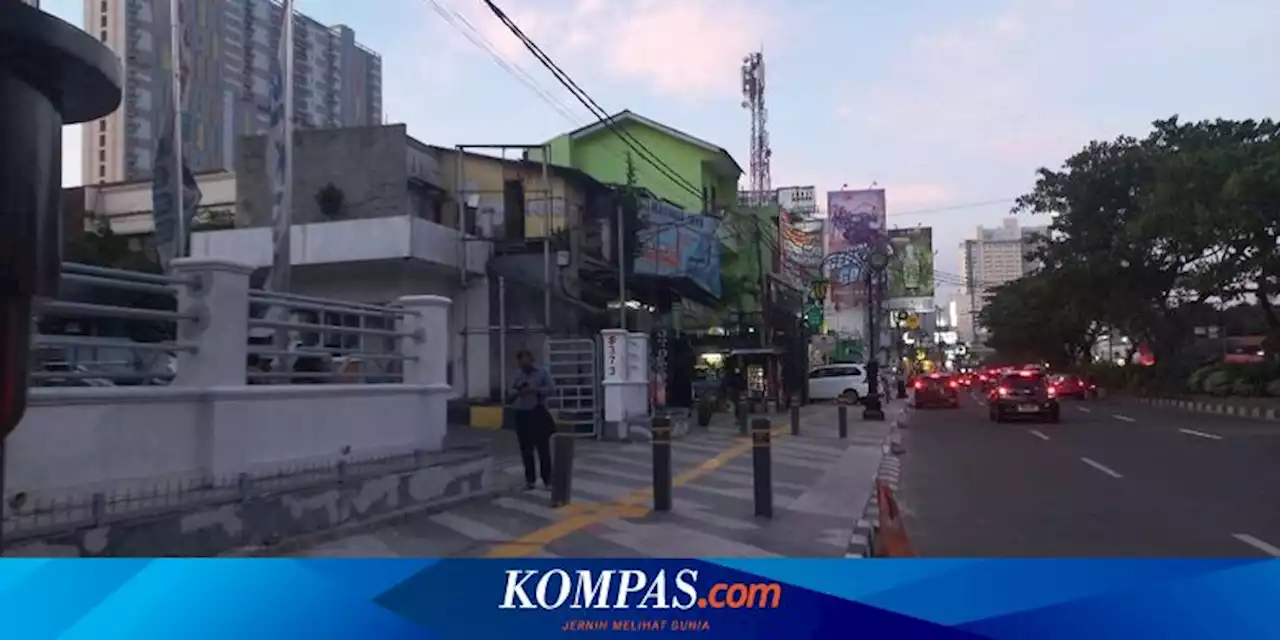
[899,388,1280,557]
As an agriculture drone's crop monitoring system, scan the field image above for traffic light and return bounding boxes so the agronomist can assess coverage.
[0,5,122,438]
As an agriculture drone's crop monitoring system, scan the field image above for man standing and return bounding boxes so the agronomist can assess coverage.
[510,349,555,490]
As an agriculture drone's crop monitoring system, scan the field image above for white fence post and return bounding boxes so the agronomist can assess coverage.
[169,258,254,387]
[398,295,451,388]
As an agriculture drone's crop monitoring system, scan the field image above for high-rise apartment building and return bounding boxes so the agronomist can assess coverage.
[83,0,382,185]
[957,218,1048,345]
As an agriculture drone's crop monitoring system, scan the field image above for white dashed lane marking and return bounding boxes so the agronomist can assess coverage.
[1179,428,1223,441]
[1080,457,1124,479]
[1077,406,1092,413]
[1028,429,1051,441]
[1112,414,1137,422]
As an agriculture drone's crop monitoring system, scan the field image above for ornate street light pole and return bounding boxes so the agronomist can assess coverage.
[863,248,890,421]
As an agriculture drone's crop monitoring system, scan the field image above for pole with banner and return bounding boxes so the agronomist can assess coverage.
[263,0,295,358]
[152,0,201,271]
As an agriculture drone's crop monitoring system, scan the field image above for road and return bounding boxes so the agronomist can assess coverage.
[898,388,1280,557]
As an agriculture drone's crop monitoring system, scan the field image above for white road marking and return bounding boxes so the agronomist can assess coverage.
[1179,428,1223,441]
[1232,533,1280,557]
[1029,429,1051,441]
[1080,457,1124,478]
[1112,414,1137,422]
[1077,406,1092,413]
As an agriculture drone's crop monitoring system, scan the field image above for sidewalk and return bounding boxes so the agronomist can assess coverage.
[292,403,899,558]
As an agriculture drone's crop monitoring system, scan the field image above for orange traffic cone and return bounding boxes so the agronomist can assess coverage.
[872,479,917,557]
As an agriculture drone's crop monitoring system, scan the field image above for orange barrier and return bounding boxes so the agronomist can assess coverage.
[872,479,917,557]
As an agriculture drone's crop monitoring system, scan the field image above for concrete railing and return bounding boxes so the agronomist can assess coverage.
[9,258,454,505]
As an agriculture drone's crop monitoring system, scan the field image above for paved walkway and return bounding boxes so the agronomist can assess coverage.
[294,404,897,558]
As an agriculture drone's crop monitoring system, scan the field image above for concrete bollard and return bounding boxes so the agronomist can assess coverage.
[651,415,673,512]
[751,417,773,518]
[838,405,848,439]
[790,401,801,436]
[550,431,575,508]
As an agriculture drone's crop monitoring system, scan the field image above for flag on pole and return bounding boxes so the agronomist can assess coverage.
[256,0,294,345]
[265,0,292,293]
[151,0,201,271]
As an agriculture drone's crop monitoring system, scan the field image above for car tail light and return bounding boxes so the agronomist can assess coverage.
[948,380,958,388]
[914,381,925,390]
[978,375,987,381]
[997,386,1010,396]
[1047,385,1057,397]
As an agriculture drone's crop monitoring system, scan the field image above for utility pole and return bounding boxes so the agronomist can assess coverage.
[752,213,769,348]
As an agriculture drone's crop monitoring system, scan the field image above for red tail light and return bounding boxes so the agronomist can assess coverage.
[914,381,925,390]
[997,386,1010,396]
[948,380,958,388]
[1047,385,1057,397]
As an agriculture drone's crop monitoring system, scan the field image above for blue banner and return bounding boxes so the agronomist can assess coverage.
[634,198,722,299]
[3,558,1279,639]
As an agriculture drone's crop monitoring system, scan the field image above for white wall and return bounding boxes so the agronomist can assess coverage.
[8,384,445,498]
[189,216,489,274]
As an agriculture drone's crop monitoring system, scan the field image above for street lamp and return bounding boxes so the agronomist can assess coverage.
[863,248,890,421]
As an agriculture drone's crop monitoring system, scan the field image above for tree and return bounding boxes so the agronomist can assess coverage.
[979,267,1099,368]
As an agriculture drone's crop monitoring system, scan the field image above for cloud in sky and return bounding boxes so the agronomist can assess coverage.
[458,0,775,100]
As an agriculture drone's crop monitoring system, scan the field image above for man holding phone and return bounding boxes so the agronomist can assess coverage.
[510,349,556,490]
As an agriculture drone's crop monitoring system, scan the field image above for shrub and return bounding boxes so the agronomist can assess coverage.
[1266,380,1280,397]
[1230,380,1257,397]
[1203,370,1233,396]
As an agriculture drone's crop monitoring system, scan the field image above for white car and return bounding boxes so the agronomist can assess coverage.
[807,364,870,404]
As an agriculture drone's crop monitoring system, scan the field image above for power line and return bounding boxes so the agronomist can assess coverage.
[478,0,705,202]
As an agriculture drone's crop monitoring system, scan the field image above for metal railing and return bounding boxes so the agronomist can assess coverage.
[29,263,196,387]
[246,290,419,384]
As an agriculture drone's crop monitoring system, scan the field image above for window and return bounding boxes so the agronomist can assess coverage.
[98,135,105,147]
[100,14,107,27]
[98,165,105,178]
[98,120,106,132]
[98,150,105,161]
[100,31,106,41]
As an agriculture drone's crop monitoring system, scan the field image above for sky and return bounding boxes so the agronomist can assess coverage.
[45,0,1280,291]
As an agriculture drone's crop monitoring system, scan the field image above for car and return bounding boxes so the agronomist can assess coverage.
[988,371,1060,423]
[807,364,870,404]
[1048,374,1089,399]
[913,373,960,409]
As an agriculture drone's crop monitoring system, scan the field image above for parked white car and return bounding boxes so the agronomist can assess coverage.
[807,364,870,403]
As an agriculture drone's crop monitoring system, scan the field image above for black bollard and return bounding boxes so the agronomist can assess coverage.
[897,379,908,400]
[838,405,848,439]
[751,417,773,518]
[737,400,749,436]
[550,430,575,508]
[651,416,672,512]
[789,401,800,436]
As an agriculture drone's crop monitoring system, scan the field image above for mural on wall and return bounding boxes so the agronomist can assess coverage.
[634,197,723,299]
[823,189,888,310]
[886,227,935,312]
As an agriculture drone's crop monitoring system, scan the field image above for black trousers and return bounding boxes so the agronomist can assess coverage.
[514,406,553,485]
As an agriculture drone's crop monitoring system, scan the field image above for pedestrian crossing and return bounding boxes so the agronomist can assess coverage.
[296,413,892,558]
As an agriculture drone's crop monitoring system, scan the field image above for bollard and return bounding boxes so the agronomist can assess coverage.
[838,405,848,439]
[550,430,575,508]
[897,379,908,400]
[651,416,673,512]
[737,400,749,436]
[751,417,773,518]
[789,401,801,436]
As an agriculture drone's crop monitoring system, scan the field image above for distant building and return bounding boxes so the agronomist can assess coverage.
[83,0,382,184]
[957,218,1048,345]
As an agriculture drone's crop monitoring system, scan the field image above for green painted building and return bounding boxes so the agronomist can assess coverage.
[531,111,786,323]
[532,110,741,215]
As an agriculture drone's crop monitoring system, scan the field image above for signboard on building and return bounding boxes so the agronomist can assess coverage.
[777,186,816,213]
[886,227,935,312]
[825,189,887,309]
[634,198,723,299]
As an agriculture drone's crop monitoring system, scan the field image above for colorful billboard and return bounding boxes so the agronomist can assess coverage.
[825,189,887,309]
[634,197,723,299]
[887,227,935,312]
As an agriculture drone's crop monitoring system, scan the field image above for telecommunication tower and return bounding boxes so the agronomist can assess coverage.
[740,51,771,206]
